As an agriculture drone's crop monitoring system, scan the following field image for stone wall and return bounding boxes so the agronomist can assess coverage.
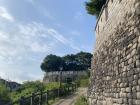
[95,0,139,50]
[43,71,88,83]
[88,0,140,105]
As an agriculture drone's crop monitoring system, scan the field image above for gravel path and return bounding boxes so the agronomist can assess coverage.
[52,88,87,105]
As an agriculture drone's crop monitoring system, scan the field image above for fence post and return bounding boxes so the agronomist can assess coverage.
[31,93,34,105]
[68,86,69,93]
[65,85,68,95]
[74,84,76,91]
[46,90,49,105]
[53,90,55,101]
[72,84,73,92]
[57,88,59,97]
[47,90,49,105]
[40,90,43,105]
[64,86,67,96]
[70,84,72,93]
[75,83,77,91]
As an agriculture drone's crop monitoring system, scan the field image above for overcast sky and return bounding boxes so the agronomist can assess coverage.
[0,0,96,83]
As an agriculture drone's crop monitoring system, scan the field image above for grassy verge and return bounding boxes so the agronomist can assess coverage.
[76,77,89,87]
[43,98,59,105]
[78,78,89,87]
[74,95,88,105]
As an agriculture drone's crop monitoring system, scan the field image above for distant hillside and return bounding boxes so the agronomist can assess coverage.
[0,77,21,91]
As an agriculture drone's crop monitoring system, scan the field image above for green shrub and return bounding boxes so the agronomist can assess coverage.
[76,78,89,87]
[0,82,11,102]
[10,81,66,102]
[10,81,45,102]
[74,96,88,105]
[79,79,89,87]
[10,81,74,104]
[45,82,60,90]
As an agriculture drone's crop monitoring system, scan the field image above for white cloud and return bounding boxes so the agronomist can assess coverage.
[18,22,80,51]
[0,69,43,83]
[47,29,68,44]
[0,21,80,82]
[0,6,14,22]
[30,42,52,53]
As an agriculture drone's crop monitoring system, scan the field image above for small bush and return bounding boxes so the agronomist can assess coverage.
[76,78,89,87]
[79,79,89,87]
[45,82,60,90]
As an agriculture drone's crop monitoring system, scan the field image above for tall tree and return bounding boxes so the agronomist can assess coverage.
[75,52,92,70]
[40,52,92,73]
[40,54,65,72]
[85,0,107,17]
[62,54,77,71]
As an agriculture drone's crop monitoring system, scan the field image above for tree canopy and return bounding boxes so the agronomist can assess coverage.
[85,0,107,17]
[40,54,65,72]
[40,52,92,73]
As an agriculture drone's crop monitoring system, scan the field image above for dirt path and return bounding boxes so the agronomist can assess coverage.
[52,88,87,105]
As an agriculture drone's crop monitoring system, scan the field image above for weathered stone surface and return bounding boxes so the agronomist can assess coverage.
[136,100,140,105]
[88,0,140,105]
[137,92,140,99]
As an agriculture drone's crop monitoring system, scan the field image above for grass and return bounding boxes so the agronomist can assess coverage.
[76,78,89,87]
[43,98,60,105]
[79,78,89,87]
[74,95,88,105]
[9,81,76,105]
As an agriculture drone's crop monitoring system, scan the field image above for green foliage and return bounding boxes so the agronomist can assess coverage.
[22,81,45,91]
[75,73,89,87]
[85,0,107,17]
[76,78,89,87]
[0,82,10,102]
[41,54,65,72]
[76,52,92,70]
[10,81,45,102]
[41,52,92,73]
[47,98,59,105]
[10,81,65,102]
[74,96,88,105]
[45,82,60,90]
[79,79,89,87]
[62,54,78,71]
[63,52,92,71]
[1,80,76,104]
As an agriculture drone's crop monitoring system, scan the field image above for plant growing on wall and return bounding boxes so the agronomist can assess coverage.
[85,0,107,17]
